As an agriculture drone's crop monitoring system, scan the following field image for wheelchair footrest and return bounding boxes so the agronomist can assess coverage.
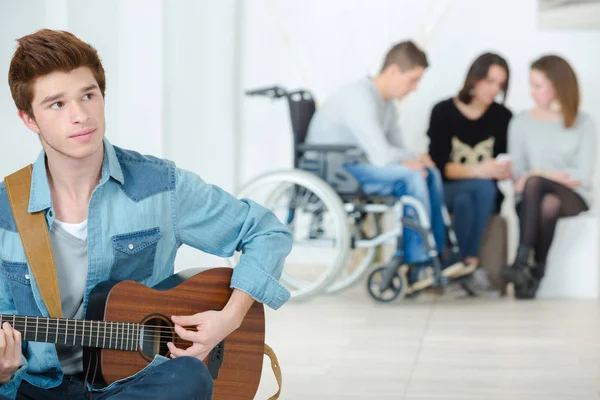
[406,266,434,294]
[408,276,434,292]
[442,262,477,279]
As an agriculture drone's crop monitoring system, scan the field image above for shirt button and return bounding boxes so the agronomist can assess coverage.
[48,210,53,217]
[24,274,30,280]
[128,244,134,250]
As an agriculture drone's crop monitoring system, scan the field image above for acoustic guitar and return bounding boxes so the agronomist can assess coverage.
[0,267,266,399]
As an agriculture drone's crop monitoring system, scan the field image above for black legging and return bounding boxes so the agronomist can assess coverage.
[517,176,588,264]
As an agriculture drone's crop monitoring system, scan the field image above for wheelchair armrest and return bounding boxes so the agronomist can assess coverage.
[297,144,359,153]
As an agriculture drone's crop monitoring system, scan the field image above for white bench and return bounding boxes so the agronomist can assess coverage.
[498,180,599,299]
[537,212,598,299]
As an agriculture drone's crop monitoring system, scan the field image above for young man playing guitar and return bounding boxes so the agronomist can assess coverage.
[0,29,292,399]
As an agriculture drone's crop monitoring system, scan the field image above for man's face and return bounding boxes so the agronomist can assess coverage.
[389,65,425,100]
[19,66,105,161]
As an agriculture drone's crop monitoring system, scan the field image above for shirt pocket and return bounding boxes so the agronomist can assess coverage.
[110,227,162,282]
[0,260,41,316]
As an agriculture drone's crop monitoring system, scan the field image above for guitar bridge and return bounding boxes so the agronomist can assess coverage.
[207,340,225,379]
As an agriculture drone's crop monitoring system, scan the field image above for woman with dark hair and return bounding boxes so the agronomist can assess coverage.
[502,55,596,299]
[427,52,513,286]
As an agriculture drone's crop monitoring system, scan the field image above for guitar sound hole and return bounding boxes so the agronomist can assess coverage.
[140,315,174,361]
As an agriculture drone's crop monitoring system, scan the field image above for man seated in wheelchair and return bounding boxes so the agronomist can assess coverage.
[304,40,471,282]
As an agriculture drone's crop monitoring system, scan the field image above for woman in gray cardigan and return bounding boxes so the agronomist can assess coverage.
[502,55,596,299]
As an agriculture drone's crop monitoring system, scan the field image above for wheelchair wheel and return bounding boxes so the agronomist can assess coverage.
[230,169,350,301]
[366,265,408,302]
[325,213,380,294]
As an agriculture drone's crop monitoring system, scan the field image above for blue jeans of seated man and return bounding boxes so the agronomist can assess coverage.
[444,179,497,260]
[343,163,446,264]
[6,357,213,400]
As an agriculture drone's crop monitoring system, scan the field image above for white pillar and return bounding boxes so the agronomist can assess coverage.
[113,0,165,157]
[164,0,243,270]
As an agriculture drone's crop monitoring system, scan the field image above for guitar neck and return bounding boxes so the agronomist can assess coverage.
[0,314,140,351]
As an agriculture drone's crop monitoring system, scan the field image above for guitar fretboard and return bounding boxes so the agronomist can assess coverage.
[0,314,141,351]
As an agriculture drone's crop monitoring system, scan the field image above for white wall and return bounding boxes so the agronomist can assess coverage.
[0,1,242,270]
[240,0,600,207]
[0,0,162,175]
[2,0,599,278]
[0,1,50,179]
[240,0,600,295]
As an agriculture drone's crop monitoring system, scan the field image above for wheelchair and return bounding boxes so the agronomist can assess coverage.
[230,85,472,302]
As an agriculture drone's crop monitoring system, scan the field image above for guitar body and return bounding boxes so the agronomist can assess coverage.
[84,267,265,399]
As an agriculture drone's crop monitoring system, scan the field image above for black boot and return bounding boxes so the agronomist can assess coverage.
[531,261,546,280]
[501,245,532,285]
[514,261,545,300]
[514,277,540,300]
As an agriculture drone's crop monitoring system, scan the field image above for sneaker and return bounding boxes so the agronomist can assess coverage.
[460,267,492,297]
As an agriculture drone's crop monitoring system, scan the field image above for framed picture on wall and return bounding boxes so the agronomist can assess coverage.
[539,0,600,28]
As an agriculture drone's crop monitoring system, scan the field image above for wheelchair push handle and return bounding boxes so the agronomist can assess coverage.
[244,85,288,99]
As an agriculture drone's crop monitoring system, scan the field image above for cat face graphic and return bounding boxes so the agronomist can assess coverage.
[450,137,495,165]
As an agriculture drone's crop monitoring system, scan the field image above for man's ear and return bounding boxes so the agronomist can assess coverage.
[387,64,401,75]
[18,110,40,134]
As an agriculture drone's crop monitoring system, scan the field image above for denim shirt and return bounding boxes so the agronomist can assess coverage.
[0,138,292,398]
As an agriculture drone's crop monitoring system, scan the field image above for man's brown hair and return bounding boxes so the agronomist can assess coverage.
[380,40,429,73]
[531,55,580,128]
[8,29,106,118]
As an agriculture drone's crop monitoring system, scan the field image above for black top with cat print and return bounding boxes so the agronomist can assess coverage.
[427,97,512,181]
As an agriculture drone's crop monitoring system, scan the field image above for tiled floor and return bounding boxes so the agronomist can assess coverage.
[253,285,600,399]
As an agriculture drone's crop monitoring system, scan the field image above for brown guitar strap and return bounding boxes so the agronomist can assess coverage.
[5,165,64,318]
[264,344,282,400]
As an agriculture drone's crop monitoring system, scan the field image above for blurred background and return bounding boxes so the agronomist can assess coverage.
[2,1,600,398]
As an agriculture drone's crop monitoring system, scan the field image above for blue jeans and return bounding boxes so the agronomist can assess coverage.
[444,179,497,259]
[344,163,446,264]
[9,357,213,400]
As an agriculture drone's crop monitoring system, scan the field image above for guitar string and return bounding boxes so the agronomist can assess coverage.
[0,315,199,327]
[0,324,193,337]
[0,316,196,333]
[0,324,185,336]
[12,336,193,348]
[0,324,211,349]
[0,325,195,348]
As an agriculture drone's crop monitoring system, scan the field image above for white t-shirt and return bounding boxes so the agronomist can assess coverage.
[53,219,88,240]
